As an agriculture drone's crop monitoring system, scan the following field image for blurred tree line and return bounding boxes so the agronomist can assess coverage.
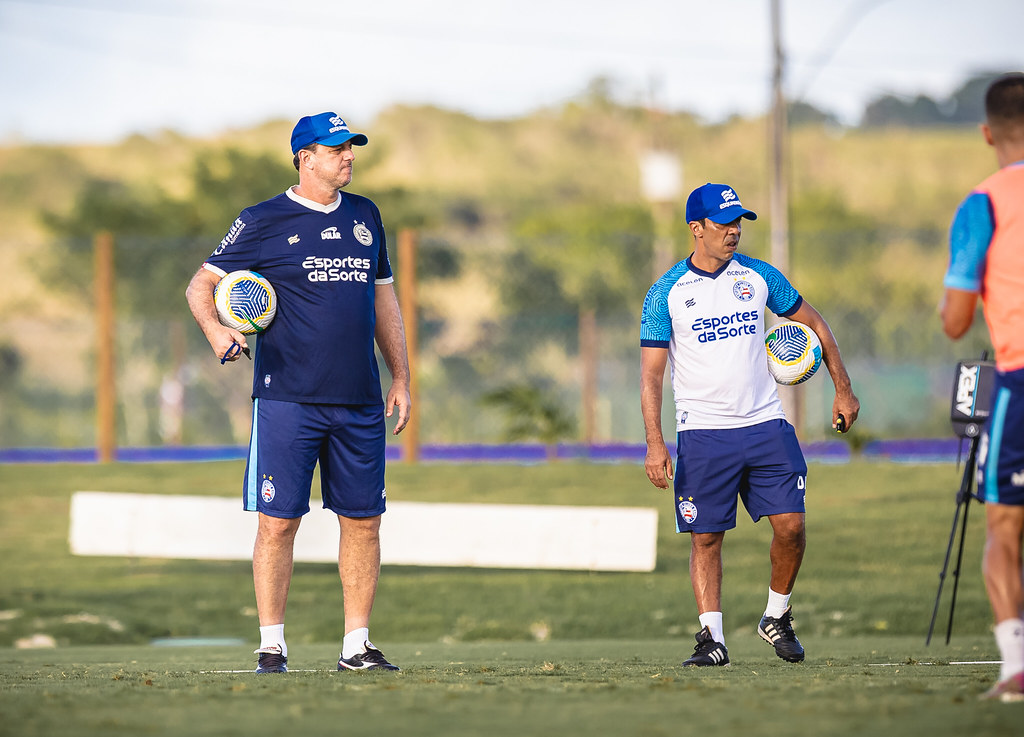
[0,72,1002,447]
[860,74,996,128]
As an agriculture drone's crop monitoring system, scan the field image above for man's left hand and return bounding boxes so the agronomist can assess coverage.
[386,384,411,435]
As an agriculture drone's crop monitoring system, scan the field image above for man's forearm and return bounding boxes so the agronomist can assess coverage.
[641,381,665,445]
[375,289,410,384]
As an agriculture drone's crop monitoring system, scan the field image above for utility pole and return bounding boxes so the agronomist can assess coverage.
[769,0,789,277]
[769,0,802,434]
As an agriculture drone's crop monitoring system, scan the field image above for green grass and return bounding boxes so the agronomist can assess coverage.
[0,460,1018,736]
[2,639,1020,737]
[0,460,994,644]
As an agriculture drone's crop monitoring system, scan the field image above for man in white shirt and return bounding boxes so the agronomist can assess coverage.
[640,182,859,666]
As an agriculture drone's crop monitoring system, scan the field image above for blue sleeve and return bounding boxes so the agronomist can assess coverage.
[944,191,994,292]
[206,209,262,271]
[740,255,801,317]
[640,280,672,347]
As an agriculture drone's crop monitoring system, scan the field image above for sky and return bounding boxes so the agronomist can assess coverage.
[0,0,1020,145]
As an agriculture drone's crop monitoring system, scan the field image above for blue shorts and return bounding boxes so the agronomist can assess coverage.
[673,419,807,534]
[978,367,1024,506]
[243,398,387,519]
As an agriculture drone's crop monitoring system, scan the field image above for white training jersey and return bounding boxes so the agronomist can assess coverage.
[640,253,803,431]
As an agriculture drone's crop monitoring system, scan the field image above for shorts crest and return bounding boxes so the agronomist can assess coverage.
[261,476,276,503]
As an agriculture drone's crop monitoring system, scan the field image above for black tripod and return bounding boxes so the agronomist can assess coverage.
[926,433,981,646]
[926,355,994,646]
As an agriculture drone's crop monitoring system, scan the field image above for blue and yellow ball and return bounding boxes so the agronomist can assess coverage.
[214,270,277,335]
[765,321,822,385]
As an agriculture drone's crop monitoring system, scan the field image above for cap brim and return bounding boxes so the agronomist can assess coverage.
[707,208,757,224]
[318,131,368,147]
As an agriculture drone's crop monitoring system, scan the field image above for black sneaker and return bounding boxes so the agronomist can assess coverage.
[254,647,288,674]
[337,643,400,672]
[681,626,730,667]
[758,606,805,662]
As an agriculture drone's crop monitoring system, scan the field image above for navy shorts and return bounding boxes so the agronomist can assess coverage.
[978,367,1024,506]
[673,419,807,534]
[243,398,387,519]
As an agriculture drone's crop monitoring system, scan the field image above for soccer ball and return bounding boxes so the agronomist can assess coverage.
[765,321,822,385]
[214,270,277,335]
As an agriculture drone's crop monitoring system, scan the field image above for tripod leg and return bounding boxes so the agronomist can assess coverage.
[927,500,964,645]
[926,435,979,646]
[945,490,973,644]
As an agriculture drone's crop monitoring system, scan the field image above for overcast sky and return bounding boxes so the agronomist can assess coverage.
[0,0,1020,144]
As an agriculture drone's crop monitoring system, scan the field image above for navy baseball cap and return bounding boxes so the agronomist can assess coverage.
[685,183,758,224]
[290,112,368,154]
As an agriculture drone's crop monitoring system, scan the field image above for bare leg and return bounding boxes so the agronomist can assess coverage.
[689,531,725,614]
[338,514,382,633]
[253,513,302,625]
[767,512,806,595]
[984,504,1024,622]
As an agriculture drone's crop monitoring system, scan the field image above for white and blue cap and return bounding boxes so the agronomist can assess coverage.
[290,112,368,154]
[685,183,758,224]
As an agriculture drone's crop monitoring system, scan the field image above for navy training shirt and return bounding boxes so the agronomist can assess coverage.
[204,187,394,405]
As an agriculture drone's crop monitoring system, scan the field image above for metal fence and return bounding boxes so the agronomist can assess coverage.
[0,299,993,452]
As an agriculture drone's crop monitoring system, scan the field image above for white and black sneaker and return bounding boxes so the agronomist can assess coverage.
[254,646,288,674]
[337,642,400,672]
[758,606,805,662]
[681,626,730,667]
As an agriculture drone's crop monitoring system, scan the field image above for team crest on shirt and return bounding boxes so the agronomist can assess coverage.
[353,221,373,246]
[261,476,276,503]
[678,497,698,524]
[732,280,754,302]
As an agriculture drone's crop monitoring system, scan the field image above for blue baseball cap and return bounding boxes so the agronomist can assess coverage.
[290,112,368,154]
[685,183,758,224]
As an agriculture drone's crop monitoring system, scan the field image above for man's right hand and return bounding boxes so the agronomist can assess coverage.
[206,323,249,363]
[186,267,248,363]
[644,441,674,489]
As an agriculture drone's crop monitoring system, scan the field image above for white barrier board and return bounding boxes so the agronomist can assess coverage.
[69,492,658,572]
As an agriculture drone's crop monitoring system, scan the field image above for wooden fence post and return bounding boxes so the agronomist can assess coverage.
[94,231,116,462]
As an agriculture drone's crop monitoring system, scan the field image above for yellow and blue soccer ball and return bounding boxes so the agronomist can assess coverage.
[214,270,277,335]
[765,321,822,385]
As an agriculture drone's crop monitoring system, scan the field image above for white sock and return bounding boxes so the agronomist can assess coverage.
[258,624,287,657]
[764,588,791,619]
[995,618,1024,680]
[342,627,370,659]
[698,612,725,645]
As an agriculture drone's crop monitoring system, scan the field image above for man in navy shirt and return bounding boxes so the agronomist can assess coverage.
[186,112,411,674]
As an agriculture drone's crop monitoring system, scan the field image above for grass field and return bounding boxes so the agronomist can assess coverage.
[1,460,1021,735]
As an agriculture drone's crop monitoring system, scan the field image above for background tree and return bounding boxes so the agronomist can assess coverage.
[479,383,576,460]
[40,147,296,316]
[500,202,655,442]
